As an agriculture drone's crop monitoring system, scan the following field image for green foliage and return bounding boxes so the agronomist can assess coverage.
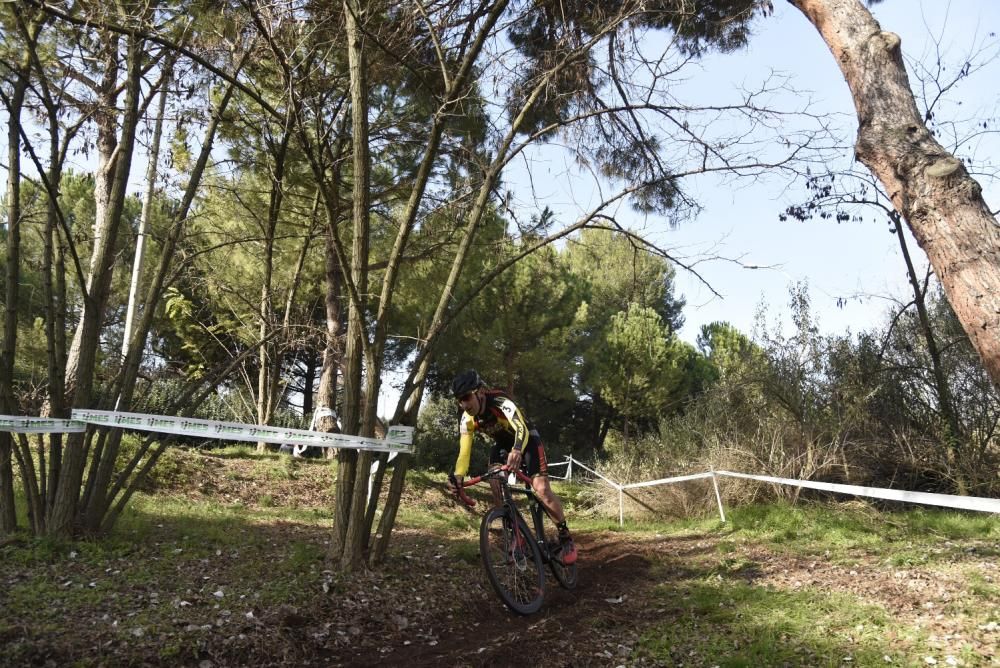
[506,0,770,133]
[594,304,685,419]
[424,225,693,460]
[564,227,685,333]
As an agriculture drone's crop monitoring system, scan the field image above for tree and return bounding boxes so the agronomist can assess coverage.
[0,4,43,532]
[593,304,687,438]
[4,0,834,563]
[564,227,687,449]
[788,0,1000,388]
[780,2,1000,490]
[0,1,261,538]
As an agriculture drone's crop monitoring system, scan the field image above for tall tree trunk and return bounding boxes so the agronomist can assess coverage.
[64,32,122,400]
[0,31,33,533]
[256,125,291,451]
[41,83,75,520]
[266,201,317,429]
[50,32,143,538]
[789,0,1000,388]
[335,0,373,571]
[316,187,345,442]
[122,62,172,364]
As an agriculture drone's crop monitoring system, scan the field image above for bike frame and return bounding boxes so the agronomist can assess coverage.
[455,466,563,566]
[452,465,577,613]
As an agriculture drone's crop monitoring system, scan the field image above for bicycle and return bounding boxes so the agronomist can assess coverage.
[450,465,578,615]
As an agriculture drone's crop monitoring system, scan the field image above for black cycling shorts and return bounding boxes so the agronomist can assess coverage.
[489,430,548,478]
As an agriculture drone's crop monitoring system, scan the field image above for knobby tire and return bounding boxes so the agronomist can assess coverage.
[479,507,545,615]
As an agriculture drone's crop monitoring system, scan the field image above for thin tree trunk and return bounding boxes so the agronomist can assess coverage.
[0,40,32,533]
[12,433,43,532]
[302,350,317,417]
[892,211,965,491]
[264,188,318,434]
[336,0,373,571]
[316,190,345,439]
[789,0,1000,388]
[256,123,292,451]
[122,62,172,363]
[43,98,70,519]
[309,121,348,468]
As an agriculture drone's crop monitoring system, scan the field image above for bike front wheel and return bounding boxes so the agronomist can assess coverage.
[479,507,545,615]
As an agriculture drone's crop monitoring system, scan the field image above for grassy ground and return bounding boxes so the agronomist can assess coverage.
[2,447,998,666]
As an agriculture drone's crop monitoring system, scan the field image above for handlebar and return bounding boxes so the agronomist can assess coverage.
[448,473,477,508]
[449,466,533,508]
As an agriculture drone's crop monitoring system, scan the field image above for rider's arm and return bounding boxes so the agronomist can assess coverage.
[454,413,476,477]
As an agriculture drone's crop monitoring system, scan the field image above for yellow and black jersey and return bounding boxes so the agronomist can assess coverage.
[454,389,542,477]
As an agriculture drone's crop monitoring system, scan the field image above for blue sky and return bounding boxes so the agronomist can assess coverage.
[663,0,1000,345]
[506,0,1000,346]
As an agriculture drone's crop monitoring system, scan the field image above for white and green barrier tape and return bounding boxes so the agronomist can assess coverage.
[0,410,413,454]
[0,416,87,434]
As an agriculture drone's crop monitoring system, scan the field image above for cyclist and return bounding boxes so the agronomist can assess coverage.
[446,369,577,564]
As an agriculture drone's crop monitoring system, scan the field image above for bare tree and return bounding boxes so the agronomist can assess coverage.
[789,0,1000,388]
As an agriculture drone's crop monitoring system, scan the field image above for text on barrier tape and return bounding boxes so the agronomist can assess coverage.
[71,409,414,453]
[0,410,413,454]
[0,415,87,433]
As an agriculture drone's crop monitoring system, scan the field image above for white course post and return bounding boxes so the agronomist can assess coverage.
[618,486,624,527]
[711,466,726,523]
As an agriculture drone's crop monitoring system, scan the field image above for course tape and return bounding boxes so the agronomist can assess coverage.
[566,458,625,490]
[0,415,86,433]
[563,456,999,515]
[622,471,715,490]
[715,470,1000,514]
[0,410,413,454]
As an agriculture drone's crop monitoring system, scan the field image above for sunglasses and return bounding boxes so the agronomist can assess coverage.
[457,391,475,404]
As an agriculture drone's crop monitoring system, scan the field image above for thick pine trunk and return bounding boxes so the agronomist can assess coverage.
[789,0,1000,387]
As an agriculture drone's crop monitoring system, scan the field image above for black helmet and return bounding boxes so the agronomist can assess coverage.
[451,369,483,397]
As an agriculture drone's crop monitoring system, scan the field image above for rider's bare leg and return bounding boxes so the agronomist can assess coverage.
[531,474,566,525]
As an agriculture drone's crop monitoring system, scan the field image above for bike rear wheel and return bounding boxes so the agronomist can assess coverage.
[479,507,545,615]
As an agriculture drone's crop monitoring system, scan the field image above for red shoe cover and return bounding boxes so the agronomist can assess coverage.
[561,542,578,565]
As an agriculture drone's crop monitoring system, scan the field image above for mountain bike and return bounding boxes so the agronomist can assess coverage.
[450,466,578,615]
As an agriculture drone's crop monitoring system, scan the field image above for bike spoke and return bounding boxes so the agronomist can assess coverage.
[480,509,545,614]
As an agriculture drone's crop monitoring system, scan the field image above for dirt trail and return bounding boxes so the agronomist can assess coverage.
[346,532,664,668]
